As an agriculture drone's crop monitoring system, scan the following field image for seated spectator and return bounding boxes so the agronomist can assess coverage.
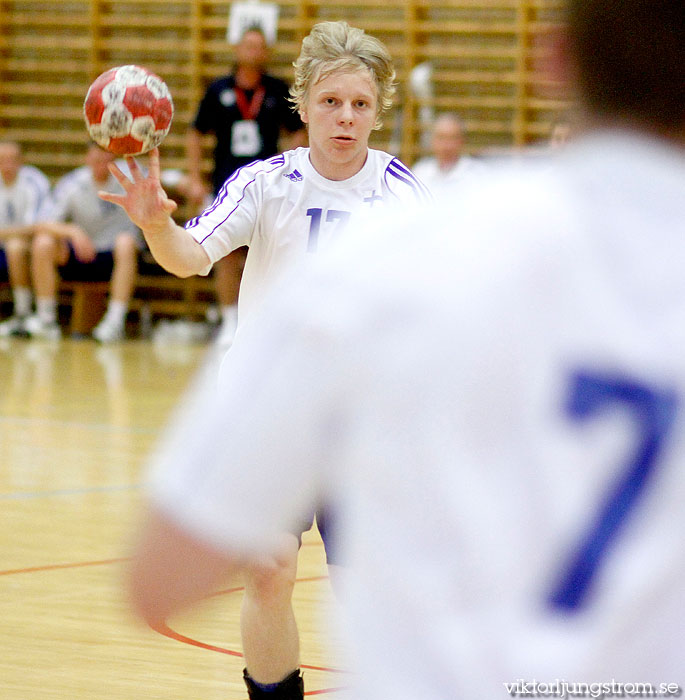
[25,143,142,341]
[0,141,52,336]
[412,113,487,191]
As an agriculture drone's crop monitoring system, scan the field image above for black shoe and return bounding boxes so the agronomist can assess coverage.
[243,668,303,700]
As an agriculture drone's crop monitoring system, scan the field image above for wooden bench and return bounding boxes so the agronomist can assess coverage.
[59,280,110,335]
[60,272,216,336]
[0,272,216,337]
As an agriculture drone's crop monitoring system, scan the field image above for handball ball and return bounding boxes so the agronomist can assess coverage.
[84,65,174,156]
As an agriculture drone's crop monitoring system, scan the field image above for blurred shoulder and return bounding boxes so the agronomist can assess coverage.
[54,165,90,194]
[410,156,436,176]
[18,164,51,189]
[207,74,234,92]
[263,74,291,92]
[328,158,575,285]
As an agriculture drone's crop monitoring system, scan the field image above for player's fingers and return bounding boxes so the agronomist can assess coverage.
[98,190,123,205]
[162,197,178,215]
[148,148,161,179]
[126,156,144,182]
[107,163,132,188]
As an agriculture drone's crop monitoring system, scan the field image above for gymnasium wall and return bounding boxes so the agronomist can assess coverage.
[0,0,568,182]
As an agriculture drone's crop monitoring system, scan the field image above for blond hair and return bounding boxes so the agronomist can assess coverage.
[290,21,396,130]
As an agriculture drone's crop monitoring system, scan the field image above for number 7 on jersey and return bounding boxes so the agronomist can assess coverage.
[548,370,678,612]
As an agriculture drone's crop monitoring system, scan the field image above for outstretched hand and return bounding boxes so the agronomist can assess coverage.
[98,148,178,235]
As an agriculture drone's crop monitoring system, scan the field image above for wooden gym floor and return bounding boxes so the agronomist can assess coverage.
[0,338,345,699]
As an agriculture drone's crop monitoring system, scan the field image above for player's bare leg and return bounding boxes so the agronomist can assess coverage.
[5,237,31,290]
[94,232,137,342]
[25,232,66,338]
[109,232,137,304]
[241,533,303,699]
[31,232,65,301]
[0,237,33,334]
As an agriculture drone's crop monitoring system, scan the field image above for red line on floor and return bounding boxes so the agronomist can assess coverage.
[306,689,348,696]
[0,557,130,576]
[0,557,346,692]
[0,541,322,578]
[158,574,346,675]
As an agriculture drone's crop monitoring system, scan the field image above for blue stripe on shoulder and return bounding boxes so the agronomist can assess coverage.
[185,156,285,233]
[385,159,432,201]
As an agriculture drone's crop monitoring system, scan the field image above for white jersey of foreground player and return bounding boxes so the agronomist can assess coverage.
[147,129,685,697]
[184,146,430,323]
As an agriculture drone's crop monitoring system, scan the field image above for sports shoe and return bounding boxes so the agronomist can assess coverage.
[243,668,303,700]
[0,315,28,337]
[92,317,125,343]
[24,314,61,340]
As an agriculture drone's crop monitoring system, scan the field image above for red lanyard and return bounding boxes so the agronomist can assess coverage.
[235,86,266,120]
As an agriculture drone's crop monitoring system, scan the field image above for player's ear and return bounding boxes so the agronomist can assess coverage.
[298,108,309,125]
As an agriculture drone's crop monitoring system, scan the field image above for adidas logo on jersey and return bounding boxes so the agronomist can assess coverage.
[283,170,303,182]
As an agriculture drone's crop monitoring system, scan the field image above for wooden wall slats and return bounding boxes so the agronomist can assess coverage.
[0,0,567,181]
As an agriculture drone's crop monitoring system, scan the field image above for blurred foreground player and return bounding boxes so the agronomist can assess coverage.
[102,20,428,699]
[129,0,685,693]
[130,0,685,695]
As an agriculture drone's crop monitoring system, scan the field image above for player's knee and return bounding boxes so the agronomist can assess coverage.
[113,232,136,259]
[5,236,29,256]
[245,559,296,602]
[31,231,57,259]
[244,537,299,604]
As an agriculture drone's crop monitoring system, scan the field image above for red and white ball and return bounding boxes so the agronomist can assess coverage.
[84,65,174,156]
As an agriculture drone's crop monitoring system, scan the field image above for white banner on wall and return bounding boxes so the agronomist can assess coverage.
[227,2,279,45]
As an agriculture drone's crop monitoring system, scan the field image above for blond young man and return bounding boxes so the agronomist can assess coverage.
[102,21,429,699]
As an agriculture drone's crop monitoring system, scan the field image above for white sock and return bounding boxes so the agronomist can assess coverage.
[13,286,32,317]
[36,297,57,324]
[103,299,128,328]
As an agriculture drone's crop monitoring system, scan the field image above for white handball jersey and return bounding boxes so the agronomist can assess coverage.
[0,165,51,228]
[48,164,141,251]
[184,146,430,322]
[148,129,685,697]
